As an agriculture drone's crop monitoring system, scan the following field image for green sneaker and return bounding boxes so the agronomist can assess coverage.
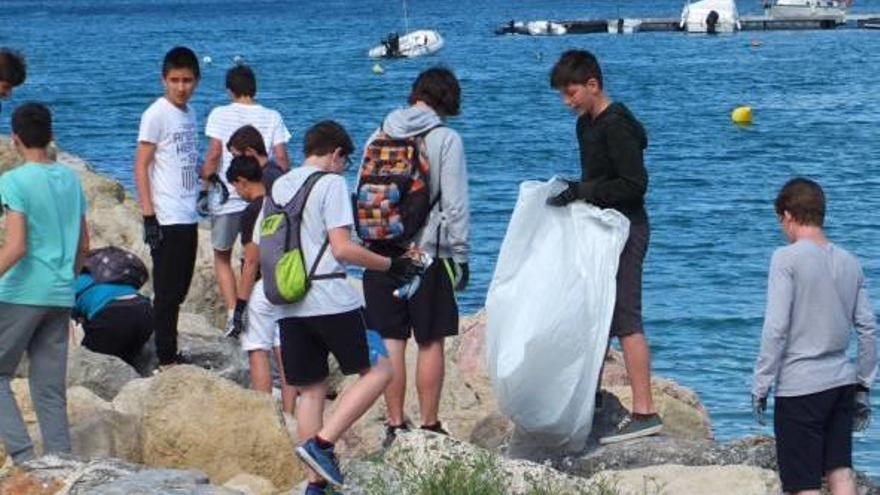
[599,413,663,445]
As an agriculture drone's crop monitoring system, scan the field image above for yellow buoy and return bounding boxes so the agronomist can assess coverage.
[372,63,385,75]
[732,106,752,124]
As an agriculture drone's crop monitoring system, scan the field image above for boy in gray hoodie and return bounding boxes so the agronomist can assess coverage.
[358,67,470,447]
[752,178,876,495]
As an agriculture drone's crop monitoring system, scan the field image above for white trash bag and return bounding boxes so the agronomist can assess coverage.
[486,178,630,451]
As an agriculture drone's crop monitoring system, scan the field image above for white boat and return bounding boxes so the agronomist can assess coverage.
[765,0,850,23]
[369,0,444,59]
[680,0,741,33]
[369,30,445,59]
[525,20,568,35]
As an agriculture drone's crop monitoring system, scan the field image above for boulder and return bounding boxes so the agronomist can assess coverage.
[332,312,500,458]
[67,345,141,400]
[385,430,594,494]
[222,473,275,495]
[590,464,781,495]
[1,454,239,495]
[140,365,304,488]
[178,333,249,387]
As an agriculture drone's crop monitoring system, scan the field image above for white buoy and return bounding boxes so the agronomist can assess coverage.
[202,55,213,65]
[232,55,244,64]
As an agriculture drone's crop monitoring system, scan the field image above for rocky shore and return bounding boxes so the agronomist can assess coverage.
[0,139,876,494]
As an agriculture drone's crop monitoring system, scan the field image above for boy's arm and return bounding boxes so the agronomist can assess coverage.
[237,242,260,302]
[439,132,470,264]
[272,143,290,172]
[328,227,391,271]
[575,124,648,207]
[74,216,89,275]
[201,138,223,184]
[134,142,157,216]
[0,210,27,278]
[752,251,794,398]
[854,270,878,390]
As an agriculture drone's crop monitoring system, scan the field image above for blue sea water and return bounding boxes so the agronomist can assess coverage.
[3,0,880,478]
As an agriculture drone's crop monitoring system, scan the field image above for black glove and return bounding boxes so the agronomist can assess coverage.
[855,385,871,432]
[196,190,210,217]
[225,298,248,339]
[452,261,469,292]
[752,394,767,426]
[387,256,422,284]
[143,215,162,251]
[546,180,579,207]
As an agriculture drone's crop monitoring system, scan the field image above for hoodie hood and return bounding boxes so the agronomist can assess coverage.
[597,102,648,150]
[382,105,444,138]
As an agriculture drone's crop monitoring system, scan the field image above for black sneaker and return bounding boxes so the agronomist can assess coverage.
[599,413,663,445]
[420,422,449,435]
[382,422,410,449]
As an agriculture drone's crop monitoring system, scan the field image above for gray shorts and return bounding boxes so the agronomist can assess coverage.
[211,211,244,251]
[610,221,649,338]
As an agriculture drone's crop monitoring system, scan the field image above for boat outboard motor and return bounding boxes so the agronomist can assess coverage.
[706,10,720,34]
[617,18,625,34]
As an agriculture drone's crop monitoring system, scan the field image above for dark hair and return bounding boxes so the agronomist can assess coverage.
[162,46,200,79]
[226,65,256,97]
[774,178,825,227]
[227,125,268,157]
[550,50,603,90]
[12,102,52,148]
[303,120,354,157]
[408,67,461,117]
[226,155,263,184]
[0,49,26,87]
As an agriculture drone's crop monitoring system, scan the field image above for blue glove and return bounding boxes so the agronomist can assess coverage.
[752,395,767,426]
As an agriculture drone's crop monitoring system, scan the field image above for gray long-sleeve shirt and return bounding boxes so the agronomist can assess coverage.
[753,239,878,398]
[361,105,470,263]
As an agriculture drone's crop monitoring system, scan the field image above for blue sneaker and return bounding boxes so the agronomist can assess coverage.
[305,483,343,495]
[296,438,344,487]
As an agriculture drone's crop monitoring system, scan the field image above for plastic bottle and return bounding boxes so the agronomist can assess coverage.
[393,252,433,300]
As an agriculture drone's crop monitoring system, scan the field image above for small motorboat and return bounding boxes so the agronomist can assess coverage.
[369,30,445,59]
[526,20,568,35]
[680,0,741,33]
[764,0,850,23]
[495,20,530,35]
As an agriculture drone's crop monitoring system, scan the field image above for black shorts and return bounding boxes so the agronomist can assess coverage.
[82,296,153,366]
[774,385,855,493]
[610,221,649,338]
[363,258,459,344]
[278,309,371,386]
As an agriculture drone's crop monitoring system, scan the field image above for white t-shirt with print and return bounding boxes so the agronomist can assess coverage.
[255,164,363,318]
[205,102,291,215]
[138,97,200,225]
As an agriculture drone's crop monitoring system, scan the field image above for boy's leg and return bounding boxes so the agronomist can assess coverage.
[416,340,445,426]
[775,390,831,494]
[211,212,243,312]
[27,308,72,456]
[296,380,329,484]
[411,259,459,429]
[318,357,392,442]
[620,333,655,414]
[383,339,408,426]
[272,347,296,414]
[243,284,281,396]
[824,385,856,495]
[248,350,272,393]
[0,303,44,463]
[152,224,198,365]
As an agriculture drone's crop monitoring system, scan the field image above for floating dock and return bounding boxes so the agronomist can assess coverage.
[497,14,880,35]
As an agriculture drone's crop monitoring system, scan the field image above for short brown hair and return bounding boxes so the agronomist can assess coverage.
[550,50,603,90]
[774,178,825,227]
[303,120,354,157]
[408,67,460,117]
[227,125,267,157]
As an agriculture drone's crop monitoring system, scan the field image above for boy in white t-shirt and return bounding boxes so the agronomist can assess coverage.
[256,121,419,494]
[199,65,291,333]
[133,46,200,368]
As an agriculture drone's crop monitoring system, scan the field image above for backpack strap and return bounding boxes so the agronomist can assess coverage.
[295,171,346,282]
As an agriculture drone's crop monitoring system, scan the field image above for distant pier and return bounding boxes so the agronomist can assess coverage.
[497,14,880,35]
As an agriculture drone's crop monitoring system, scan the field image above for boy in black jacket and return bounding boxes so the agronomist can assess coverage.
[547,49,662,444]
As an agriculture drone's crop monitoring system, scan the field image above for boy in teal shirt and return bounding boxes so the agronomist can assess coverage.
[0,102,89,464]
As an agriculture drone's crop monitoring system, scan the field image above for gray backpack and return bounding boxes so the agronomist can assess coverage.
[259,171,344,304]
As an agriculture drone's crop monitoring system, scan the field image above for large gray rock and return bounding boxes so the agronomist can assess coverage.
[67,345,141,400]
[1,454,239,495]
[178,333,249,387]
